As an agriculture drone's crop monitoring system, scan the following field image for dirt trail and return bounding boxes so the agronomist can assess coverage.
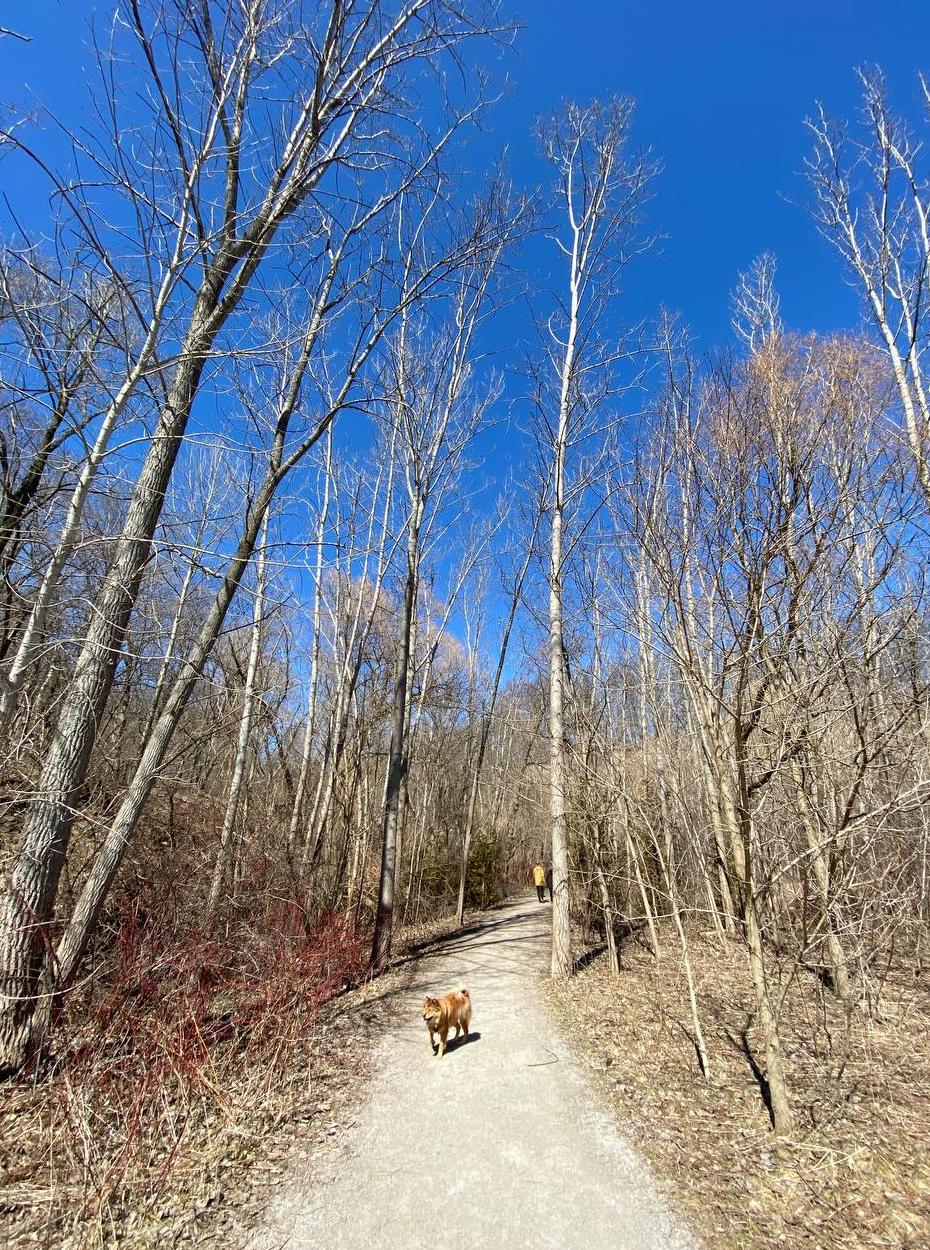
[248,895,698,1250]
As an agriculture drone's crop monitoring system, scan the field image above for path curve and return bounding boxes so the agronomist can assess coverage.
[249,895,698,1250]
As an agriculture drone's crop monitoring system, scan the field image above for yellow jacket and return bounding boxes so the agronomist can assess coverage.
[533,865,546,887]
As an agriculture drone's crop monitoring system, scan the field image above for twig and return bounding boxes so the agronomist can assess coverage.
[527,1049,560,1067]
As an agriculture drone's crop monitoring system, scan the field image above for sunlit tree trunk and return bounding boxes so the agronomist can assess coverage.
[287,432,334,855]
[372,502,421,970]
[206,511,271,922]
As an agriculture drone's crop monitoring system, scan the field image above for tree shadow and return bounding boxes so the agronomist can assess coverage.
[323,905,537,1025]
[723,1018,774,1128]
[674,1020,710,1080]
[394,908,534,968]
[799,958,841,996]
[573,943,607,973]
[579,917,657,969]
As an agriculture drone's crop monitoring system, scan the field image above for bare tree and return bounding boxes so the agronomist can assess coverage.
[535,97,654,978]
[0,0,502,1073]
[455,503,541,925]
[731,252,782,354]
[285,432,334,858]
[619,332,920,1132]
[206,510,271,921]
[371,207,511,967]
[807,68,930,504]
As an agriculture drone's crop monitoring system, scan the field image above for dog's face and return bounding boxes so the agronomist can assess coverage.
[422,996,442,1026]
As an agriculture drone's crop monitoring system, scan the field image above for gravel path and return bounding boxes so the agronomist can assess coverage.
[248,895,698,1250]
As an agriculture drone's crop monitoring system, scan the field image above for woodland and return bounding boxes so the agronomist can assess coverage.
[1,3,929,1245]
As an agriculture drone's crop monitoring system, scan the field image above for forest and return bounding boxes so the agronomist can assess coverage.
[1,3,929,1247]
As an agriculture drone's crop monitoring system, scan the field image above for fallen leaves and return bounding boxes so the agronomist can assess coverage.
[543,927,930,1250]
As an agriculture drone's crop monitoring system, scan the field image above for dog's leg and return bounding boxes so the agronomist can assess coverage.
[427,1025,437,1054]
[438,1026,447,1057]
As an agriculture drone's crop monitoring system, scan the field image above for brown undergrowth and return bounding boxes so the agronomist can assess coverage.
[0,881,456,1250]
[543,926,930,1250]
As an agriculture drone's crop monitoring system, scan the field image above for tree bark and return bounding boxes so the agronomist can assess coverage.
[206,510,271,922]
[456,514,538,926]
[371,510,420,970]
[0,0,478,1074]
[287,432,333,855]
[547,208,579,982]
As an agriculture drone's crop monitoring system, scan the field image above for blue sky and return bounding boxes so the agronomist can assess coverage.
[2,2,929,667]
[492,0,930,348]
[3,1,929,345]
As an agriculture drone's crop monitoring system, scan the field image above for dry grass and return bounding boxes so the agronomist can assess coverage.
[0,884,455,1250]
[543,926,930,1250]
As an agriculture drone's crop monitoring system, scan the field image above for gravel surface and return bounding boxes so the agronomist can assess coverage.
[247,895,699,1250]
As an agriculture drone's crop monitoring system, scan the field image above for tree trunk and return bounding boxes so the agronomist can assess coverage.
[287,433,333,855]
[746,901,793,1134]
[0,332,217,1071]
[371,514,420,971]
[593,822,620,976]
[50,476,283,997]
[206,511,271,922]
[721,744,793,1133]
[792,764,853,1005]
[549,486,572,978]
[456,515,538,925]
[548,219,579,982]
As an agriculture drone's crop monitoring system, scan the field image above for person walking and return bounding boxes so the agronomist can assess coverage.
[533,863,546,903]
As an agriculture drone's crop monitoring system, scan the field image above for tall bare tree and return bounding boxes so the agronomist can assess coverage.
[0,0,502,1073]
[535,97,654,978]
[371,204,511,966]
[807,68,930,504]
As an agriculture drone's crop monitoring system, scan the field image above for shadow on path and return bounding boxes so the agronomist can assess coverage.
[249,894,697,1250]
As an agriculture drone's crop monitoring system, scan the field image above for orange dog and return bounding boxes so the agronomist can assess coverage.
[422,987,471,1058]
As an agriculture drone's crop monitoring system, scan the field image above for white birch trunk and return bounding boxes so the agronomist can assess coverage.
[548,208,580,980]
